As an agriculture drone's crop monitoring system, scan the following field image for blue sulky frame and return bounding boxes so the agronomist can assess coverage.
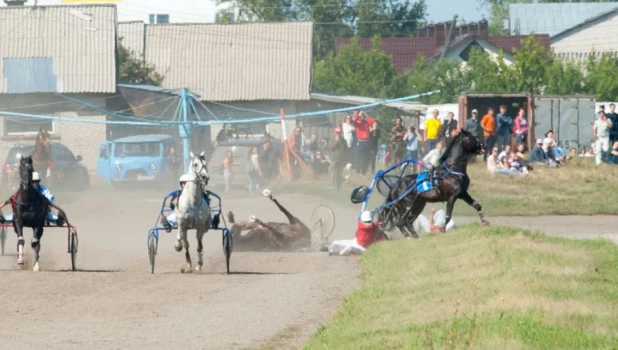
[146,189,233,274]
[357,158,430,221]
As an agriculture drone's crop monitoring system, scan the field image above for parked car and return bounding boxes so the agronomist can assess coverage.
[97,134,178,188]
[2,142,90,191]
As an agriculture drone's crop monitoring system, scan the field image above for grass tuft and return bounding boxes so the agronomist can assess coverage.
[303,225,618,349]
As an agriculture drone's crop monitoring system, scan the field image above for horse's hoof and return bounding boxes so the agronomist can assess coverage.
[174,241,182,252]
[33,263,40,272]
[195,265,202,273]
[482,220,490,226]
[17,257,24,265]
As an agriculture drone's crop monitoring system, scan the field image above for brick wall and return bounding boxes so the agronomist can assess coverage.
[55,112,106,171]
[0,93,109,175]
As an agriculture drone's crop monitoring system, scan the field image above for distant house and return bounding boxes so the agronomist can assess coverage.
[334,21,550,74]
[550,8,618,63]
[509,2,618,37]
[0,4,117,171]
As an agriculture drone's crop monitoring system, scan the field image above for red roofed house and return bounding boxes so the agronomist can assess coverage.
[334,20,551,74]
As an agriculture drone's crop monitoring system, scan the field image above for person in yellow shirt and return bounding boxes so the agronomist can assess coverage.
[424,109,442,154]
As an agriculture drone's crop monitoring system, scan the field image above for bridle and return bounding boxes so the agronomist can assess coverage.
[191,155,210,187]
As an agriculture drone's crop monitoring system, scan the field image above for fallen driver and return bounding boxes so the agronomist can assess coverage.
[227,189,311,251]
[328,207,456,256]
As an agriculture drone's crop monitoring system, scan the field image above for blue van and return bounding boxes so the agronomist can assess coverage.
[96,134,178,186]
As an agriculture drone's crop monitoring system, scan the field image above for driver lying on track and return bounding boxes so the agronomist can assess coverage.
[1,171,63,226]
[227,189,311,252]
[328,210,385,256]
[328,207,456,256]
[160,174,211,233]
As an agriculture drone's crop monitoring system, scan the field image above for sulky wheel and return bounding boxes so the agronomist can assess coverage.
[70,229,78,271]
[148,234,157,274]
[311,205,335,248]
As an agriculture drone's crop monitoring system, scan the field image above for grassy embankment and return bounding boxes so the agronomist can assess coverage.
[274,157,618,216]
[304,225,618,349]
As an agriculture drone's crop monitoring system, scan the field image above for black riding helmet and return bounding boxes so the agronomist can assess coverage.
[350,186,369,204]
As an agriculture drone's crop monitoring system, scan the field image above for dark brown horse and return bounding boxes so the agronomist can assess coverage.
[380,129,488,238]
[32,128,51,182]
[8,156,49,271]
[227,189,311,251]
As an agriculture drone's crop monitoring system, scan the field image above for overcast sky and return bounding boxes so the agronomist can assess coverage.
[426,0,490,23]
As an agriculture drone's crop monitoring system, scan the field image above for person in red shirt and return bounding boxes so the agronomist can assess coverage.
[328,210,384,255]
[353,111,375,175]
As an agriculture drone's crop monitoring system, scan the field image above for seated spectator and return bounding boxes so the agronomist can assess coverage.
[568,147,576,160]
[543,130,566,163]
[586,145,595,157]
[609,141,618,164]
[529,139,548,164]
[514,142,533,171]
[498,144,512,163]
[487,147,500,173]
[312,150,329,176]
[578,148,587,157]
[509,152,529,175]
[488,147,518,176]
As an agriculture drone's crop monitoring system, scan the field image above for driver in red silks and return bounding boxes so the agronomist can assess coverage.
[328,210,384,255]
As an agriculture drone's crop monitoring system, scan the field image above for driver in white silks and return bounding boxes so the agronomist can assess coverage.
[2,171,61,225]
[414,207,456,234]
[160,174,212,232]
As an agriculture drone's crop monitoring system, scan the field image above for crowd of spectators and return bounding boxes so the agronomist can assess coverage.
[218,102,617,193]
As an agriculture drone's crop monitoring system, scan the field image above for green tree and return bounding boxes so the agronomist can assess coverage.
[585,53,618,101]
[543,60,586,95]
[463,47,512,93]
[509,35,552,94]
[215,0,426,60]
[313,36,403,98]
[401,55,468,104]
[118,38,164,86]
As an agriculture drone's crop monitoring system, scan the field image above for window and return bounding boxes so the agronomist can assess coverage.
[3,117,54,136]
[149,14,169,24]
[113,142,160,158]
[99,144,109,159]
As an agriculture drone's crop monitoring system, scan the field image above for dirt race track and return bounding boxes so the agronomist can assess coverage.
[0,187,616,349]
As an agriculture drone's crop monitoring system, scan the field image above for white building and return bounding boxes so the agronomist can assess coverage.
[551,8,618,63]
[2,0,228,24]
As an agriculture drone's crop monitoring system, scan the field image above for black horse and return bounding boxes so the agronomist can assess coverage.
[9,156,49,270]
[378,129,488,238]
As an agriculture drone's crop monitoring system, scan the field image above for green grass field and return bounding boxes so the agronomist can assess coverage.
[274,157,618,216]
[304,225,618,349]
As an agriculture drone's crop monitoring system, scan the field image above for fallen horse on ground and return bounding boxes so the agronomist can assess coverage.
[227,189,312,252]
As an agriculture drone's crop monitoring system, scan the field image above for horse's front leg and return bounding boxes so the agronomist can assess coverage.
[195,229,205,272]
[13,217,25,265]
[443,196,458,233]
[458,191,489,226]
[32,225,43,272]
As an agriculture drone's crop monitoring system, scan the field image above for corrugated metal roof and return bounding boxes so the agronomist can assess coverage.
[509,2,618,36]
[0,4,117,94]
[118,21,145,60]
[144,22,313,102]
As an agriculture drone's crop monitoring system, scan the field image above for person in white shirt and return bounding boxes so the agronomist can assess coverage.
[497,144,511,163]
[422,140,444,168]
[594,111,612,165]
